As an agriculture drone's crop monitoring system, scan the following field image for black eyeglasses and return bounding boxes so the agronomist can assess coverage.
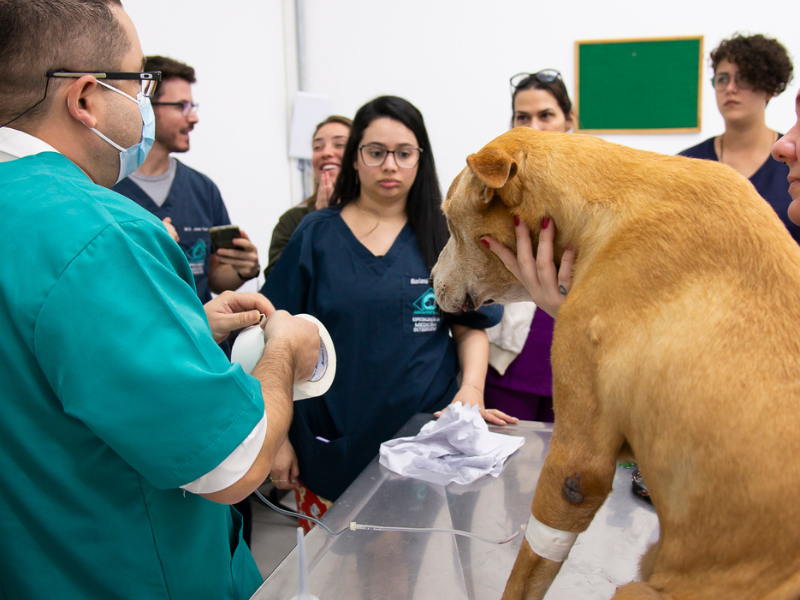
[151,101,199,116]
[359,144,422,169]
[47,70,162,98]
[510,70,562,93]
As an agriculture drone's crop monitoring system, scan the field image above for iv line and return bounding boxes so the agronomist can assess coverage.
[254,490,525,545]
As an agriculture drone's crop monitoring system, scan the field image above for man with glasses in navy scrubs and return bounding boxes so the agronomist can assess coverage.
[0,2,319,599]
[115,55,261,308]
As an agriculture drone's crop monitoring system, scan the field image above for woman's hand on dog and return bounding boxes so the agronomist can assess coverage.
[481,216,574,318]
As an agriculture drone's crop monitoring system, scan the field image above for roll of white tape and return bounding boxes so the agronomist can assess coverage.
[230,314,336,401]
[293,314,336,400]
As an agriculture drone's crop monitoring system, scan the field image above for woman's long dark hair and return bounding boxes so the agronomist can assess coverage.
[330,95,448,270]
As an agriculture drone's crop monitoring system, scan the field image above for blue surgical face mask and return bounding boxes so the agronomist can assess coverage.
[84,80,155,184]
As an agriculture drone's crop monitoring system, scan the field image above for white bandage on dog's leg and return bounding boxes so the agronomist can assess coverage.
[525,514,578,562]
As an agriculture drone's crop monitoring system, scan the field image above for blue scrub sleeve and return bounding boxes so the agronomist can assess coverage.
[34,219,264,490]
[446,303,504,329]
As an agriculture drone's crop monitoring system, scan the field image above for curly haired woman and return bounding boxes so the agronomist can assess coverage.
[680,33,798,241]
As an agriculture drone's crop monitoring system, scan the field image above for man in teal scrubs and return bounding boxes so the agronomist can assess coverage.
[0,1,319,599]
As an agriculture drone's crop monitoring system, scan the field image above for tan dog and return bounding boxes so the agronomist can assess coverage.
[431,127,800,600]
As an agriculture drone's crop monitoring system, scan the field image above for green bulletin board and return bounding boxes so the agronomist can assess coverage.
[575,36,703,133]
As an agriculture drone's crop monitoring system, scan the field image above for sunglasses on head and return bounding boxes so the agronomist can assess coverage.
[510,70,563,93]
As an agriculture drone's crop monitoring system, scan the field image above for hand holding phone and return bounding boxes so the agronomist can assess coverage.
[209,225,241,252]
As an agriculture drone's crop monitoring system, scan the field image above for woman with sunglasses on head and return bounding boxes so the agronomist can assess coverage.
[481,70,575,426]
[260,96,506,529]
[680,33,798,242]
[263,115,352,277]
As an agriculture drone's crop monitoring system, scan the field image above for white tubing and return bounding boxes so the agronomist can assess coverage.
[525,514,578,562]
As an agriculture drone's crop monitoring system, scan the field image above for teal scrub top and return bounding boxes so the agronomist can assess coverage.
[0,153,264,600]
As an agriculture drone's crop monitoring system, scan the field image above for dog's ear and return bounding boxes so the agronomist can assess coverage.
[466,146,518,203]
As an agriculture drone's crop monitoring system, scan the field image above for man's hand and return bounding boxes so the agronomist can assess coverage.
[481,216,575,318]
[204,291,275,344]
[215,229,260,280]
[261,311,320,384]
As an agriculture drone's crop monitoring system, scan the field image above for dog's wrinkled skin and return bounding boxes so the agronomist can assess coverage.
[431,128,800,600]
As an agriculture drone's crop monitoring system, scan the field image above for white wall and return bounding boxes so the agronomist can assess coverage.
[123,0,800,284]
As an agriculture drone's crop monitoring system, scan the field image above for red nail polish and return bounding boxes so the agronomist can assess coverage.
[513,215,520,226]
[542,217,550,229]
[480,238,490,248]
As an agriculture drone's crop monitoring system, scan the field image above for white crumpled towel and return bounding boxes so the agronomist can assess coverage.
[378,402,525,486]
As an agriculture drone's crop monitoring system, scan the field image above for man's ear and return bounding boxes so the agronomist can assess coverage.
[466,145,518,203]
[65,76,101,129]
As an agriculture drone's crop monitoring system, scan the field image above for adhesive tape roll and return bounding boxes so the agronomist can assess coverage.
[229,314,336,401]
[293,314,336,401]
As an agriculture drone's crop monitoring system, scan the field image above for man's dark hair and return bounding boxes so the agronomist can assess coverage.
[711,33,794,97]
[330,95,447,270]
[0,0,129,127]
[145,56,195,100]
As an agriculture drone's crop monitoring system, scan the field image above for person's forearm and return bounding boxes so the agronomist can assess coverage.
[209,263,251,293]
[452,324,489,394]
[200,336,294,504]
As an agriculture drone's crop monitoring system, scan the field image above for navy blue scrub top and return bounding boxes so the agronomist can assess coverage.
[680,136,800,243]
[261,207,502,500]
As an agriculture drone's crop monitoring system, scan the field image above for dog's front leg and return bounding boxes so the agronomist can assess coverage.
[501,538,565,600]
[501,443,618,600]
[502,314,621,599]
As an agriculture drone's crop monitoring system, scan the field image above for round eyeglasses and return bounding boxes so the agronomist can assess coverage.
[710,72,754,91]
[359,144,422,169]
[510,70,563,92]
[151,101,200,116]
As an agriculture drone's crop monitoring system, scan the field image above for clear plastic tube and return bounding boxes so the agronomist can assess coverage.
[254,490,524,545]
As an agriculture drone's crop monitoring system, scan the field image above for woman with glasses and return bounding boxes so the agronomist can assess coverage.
[263,115,352,278]
[680,33,798,242]
[481,70,576,426]
[260,96,505,529]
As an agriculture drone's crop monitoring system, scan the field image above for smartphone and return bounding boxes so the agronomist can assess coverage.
[209,225,241,252]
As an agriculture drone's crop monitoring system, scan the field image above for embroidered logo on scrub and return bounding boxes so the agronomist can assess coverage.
[186,238,207,276]
[412,286,439,333]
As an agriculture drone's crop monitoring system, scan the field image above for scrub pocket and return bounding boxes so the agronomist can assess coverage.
[229,506,263,599]
[402,276,441,336]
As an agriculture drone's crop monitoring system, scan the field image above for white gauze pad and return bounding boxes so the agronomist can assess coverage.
[525,514,578,562]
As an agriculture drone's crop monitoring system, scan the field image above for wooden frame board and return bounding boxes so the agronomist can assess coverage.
[575,36,704,134]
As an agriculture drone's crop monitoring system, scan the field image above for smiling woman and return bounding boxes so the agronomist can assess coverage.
[263,115,352,276]
[680,33,799,242]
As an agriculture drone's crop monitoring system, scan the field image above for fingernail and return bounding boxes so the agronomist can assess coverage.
[513,215,520,226]
[542,217,550,229]
[480,238,490,248]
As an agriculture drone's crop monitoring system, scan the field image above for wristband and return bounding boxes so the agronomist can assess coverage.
[237,268,259,281]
